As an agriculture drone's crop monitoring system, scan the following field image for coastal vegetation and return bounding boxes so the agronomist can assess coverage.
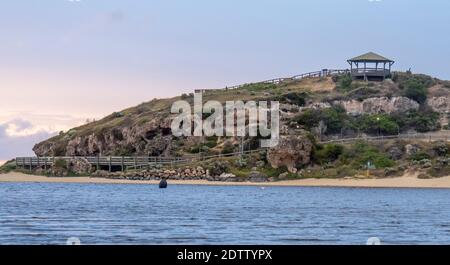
[3,71,450,182]
[293,106,440,136]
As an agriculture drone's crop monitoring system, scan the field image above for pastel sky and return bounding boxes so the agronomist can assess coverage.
[1,0,450,163]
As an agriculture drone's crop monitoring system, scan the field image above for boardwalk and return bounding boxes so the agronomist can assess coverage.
[15,149,263,172]
[16,131,450,172]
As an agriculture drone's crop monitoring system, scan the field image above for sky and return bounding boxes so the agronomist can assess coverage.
[1,0,450,163]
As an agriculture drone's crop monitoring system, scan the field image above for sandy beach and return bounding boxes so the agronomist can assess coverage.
[1,172,450,189]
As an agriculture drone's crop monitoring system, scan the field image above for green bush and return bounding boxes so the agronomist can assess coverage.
[54,158,68,169]
[294,106,349,134]
[393,72,435,89]
[409,152,431,161]
[313,144,344,165]
[340,141,395,169]
[393,109,440,133]
[293,109,317,129]
[111,112,124,118]
[334,74,353,91]
[221,142,235,154]
[276,92,308,106]
[0,160,16,173]
[205,138,218,148]
[241,83,276,92]
[357,114,399,135]
[320,106,349,133]
[403,80,427,104]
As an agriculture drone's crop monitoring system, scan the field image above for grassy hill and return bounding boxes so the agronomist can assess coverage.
[3,71,450,181]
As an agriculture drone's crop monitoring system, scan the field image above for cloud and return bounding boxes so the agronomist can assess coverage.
[0,122,55,160]
[0,113,85,160]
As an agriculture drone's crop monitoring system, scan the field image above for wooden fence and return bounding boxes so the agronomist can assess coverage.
[195,69,350,93]
[15,149,265,172]
[15,131,450,172]
[319,132,450,144]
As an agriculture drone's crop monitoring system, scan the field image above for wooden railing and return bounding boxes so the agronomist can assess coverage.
[195,69,350,93]
[319,131,450,144]
[15,149,266,172]
[15,131,450,172]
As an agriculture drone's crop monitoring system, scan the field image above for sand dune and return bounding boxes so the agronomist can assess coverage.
[1,172,450,189]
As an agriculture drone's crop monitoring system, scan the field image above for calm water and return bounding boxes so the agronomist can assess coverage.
[1,182,450,245]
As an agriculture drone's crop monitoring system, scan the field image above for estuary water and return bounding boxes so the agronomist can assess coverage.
[0,182,450,245]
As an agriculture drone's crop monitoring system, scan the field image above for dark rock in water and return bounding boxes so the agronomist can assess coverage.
[159,179,167,188]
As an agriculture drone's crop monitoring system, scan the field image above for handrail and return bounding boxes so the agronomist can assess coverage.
[195,69,350,93]
[15,131,450,171]
[319,132,450,144]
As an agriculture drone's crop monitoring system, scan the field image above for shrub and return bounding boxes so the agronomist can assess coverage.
[403,80,427,104]
[188,145,201,153]
[335,74,353,91]
[0,160,16,173]
[276,92,308,106]
[320,106,349,134]
[393,109,440,133]
[340,141,395,169]
[433,142,449,156]
[205,138,218,148]
[111,112,124,118]
[293,106,349,134]
[357,114,399,135]
[409,152,431,161]
[207,160,229,176]
[393,72,435,89]
[313,144,344,165]
[221,142,235,154]
[54,159,68,169]
[293,109,317,130]
[241,83,276,92]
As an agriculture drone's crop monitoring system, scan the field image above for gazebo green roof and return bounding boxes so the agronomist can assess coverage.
[348,52,394,63]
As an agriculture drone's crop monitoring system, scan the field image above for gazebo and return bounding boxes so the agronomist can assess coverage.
[347,52,395,81]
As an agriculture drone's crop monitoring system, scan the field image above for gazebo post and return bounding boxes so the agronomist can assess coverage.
[364,62,367,81]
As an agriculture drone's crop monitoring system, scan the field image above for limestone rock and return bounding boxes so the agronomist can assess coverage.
[334,97,419,116]
[388,146,403,160]
[248,171,268,182]
[267,133,313,173]
[405,144,420,156]
[69,157,92,174]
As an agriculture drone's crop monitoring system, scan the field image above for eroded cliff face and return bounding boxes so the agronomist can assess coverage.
[333,97,420,115]
[33,112,177,157]
[427,96,450,113]
[267,133,313,173]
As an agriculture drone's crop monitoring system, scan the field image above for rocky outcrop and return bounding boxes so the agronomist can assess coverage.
[90,166,269,182]
[267,133,313,173]
[247,171,268,182]
[405,144,420,156]
[334,97,419,116]
[33,112,176,157]
[298,97,420,116]
[70,157,92,174]
[427,96,450,113]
